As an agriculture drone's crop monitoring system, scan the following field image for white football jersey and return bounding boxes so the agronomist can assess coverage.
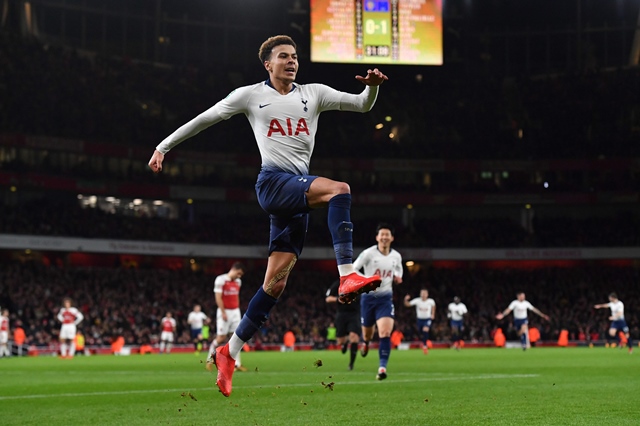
[354,245,403,296]
[448,302,468,321]
[508,300,534,320]
[410,297,436,319]
[156,81,379,175]
[607,301,625,320]
[187,311,208,329]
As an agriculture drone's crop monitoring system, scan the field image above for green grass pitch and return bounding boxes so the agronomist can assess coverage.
[0,347,638,425]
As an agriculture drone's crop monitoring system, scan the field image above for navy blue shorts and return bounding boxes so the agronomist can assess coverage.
[611,319,629,333]
[255,167,319,257]
[450,319,463,330]
[514,318,529,329]
[190,328,202,339]
[360,293,394,327]
[418,318,433,331]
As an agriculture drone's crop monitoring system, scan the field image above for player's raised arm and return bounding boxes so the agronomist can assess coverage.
[355,68,389,86]
[532,307,550,321]
[403,294,412,307]
[496,307,511,320]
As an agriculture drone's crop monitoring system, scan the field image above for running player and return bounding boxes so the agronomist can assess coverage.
[594,293,633,354]
[326,279,361,370]
[187,304,209,355]
[148,35,387,396]
[206,262,247,372]
[57,298,84,359]
[404,289,436,354]
[447,296,468,350]
[0,309,9,357]
[496,292,549,350]
[159,312,176,354]
[356,223,403,380]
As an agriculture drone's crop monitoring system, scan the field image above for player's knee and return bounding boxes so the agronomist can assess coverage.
[329,181,350,196]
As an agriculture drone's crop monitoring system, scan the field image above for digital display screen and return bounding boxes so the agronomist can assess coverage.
[310,0,443,65]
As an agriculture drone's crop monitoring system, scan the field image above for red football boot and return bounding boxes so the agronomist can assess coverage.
[213,345,235,397]
[338,272,382,304]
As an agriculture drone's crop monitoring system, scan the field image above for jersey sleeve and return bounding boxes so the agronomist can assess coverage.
[73,308,84,325]
[314,84,379,113]
[327,280,339,298]
[507,300,517,311]
[525,301,535,311]
[57,309,64,322]
[461,304,468,314]
[409,298,419,306]
[213,275,225,294]
[394,252,404,278]
[156,86,252,154]
[353,248,370,272]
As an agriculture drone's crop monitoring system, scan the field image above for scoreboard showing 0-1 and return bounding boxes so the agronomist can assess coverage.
[311,0,442,65]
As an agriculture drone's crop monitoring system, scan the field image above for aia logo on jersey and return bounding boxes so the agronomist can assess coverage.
[267,118,310,137]
[373,269,393,279]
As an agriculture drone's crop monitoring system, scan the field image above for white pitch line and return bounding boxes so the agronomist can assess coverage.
[0,374,538,401]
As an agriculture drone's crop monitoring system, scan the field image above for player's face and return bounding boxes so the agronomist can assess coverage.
[231,269,244,280]
[63,300,71,308]
[265,44,298,84]
[517,293,525,301]
[376,228,394,248]
[420,290,428,299]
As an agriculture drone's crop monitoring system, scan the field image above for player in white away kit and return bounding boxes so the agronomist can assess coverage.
[447,296,468,350]
[496,292,549,350]
[594,293,633,354]
[206,262,247,372]
[57,298,84,359]
[148,35,387,396]
[159,312,176,354]
[187,305,209,355]
[0,309,10,357]
[355,223,403,380]
[404,289,436,354]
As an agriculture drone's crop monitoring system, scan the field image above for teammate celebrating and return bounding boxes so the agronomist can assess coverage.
[148,35,387,396]
[447,296,468,350]
[594,293,633,354]
[355,223,403,380]
[159,312,176,354]
[187,305,209,355]
[206,262,247,372]
[0,309,10,357]
[57,298,84,359]
[404,289,436,354]
[326,279,361,370]
[496,292,549,350]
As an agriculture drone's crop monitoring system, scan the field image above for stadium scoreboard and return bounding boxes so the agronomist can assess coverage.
[311,0,442,65]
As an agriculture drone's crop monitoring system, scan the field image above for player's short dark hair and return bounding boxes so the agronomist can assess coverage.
[231,261,245,271]
[609,292,618,299]
[516,291,525,296]
[259,35,297,63]
[376,222,395,235]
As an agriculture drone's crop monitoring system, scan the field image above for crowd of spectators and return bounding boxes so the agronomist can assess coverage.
[0,260,637,351]
[1,29,640,161]
[2,197,640,248]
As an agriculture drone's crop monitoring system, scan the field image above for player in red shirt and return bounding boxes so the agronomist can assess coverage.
[57,298,84,359]
[0,309,10,357]
[159,312,177,354]
[206,262,246,372]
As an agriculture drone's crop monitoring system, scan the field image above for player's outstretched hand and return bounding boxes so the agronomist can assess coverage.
[356,68,388,86]
[404,294,411,301]
[543,314,550,321]
[148,150,165,173]
[495,313,504,320]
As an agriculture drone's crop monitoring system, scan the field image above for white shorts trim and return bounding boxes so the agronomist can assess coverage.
[0,331,8,344]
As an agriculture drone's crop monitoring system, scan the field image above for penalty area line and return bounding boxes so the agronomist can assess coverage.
[0,373,539,401]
